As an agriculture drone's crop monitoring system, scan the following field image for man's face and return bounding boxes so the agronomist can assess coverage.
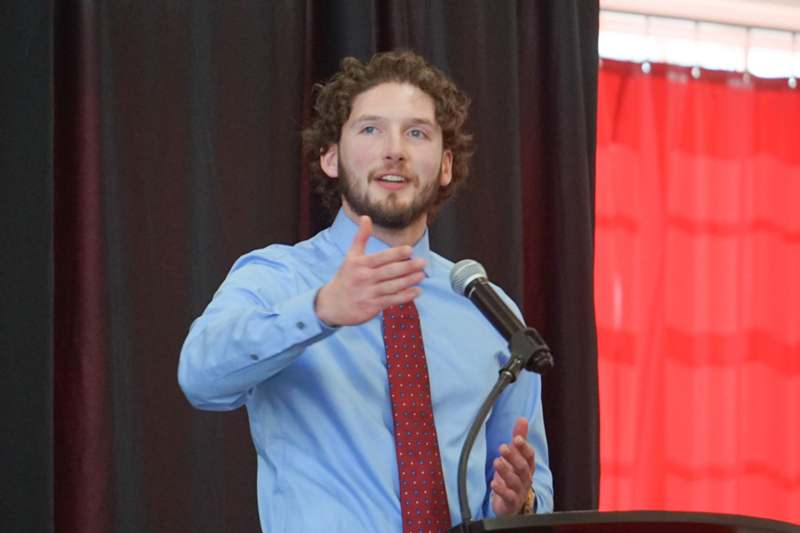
[320,82,453,229]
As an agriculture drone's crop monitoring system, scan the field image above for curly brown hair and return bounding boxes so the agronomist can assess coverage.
[302,50,474,217]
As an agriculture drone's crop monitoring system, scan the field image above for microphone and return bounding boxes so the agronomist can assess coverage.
[450,259,553,374]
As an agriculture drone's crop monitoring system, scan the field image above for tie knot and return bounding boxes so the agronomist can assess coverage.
[385,301,419,322]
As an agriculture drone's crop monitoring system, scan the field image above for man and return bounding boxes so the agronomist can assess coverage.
[178,50,553,532]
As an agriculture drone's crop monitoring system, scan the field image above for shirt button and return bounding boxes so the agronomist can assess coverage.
[296,321,306,330]
[249,354,259,361]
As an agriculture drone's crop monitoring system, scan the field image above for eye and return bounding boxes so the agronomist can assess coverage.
[409,128,428,139]
[360,125,377,134]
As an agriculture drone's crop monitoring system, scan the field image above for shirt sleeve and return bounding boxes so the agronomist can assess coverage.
[481,371,554,517]
[177,249,337,411]
[480,287,554,517]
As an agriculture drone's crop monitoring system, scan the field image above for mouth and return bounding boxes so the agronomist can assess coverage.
[372,173,413,191]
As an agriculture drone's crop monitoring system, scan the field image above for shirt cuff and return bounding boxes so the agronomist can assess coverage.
[271,287,337,345]
[310,288,341,331]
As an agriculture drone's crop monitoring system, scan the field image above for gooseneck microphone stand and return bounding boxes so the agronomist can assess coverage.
[451,327,553,533]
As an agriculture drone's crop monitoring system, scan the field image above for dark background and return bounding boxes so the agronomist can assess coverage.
[1,1,599,532]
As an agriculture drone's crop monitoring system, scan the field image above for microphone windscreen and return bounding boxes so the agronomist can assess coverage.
[450,259,487,296]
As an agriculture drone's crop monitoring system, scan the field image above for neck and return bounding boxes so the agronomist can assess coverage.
[341,202,428,247]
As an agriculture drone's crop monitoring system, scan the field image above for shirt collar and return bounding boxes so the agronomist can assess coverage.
[327,208,433,276]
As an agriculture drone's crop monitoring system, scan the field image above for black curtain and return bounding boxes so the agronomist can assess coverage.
[3,1,598,532]
[1,3,54,533]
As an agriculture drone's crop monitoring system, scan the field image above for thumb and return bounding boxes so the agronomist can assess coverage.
[348,215,372,257]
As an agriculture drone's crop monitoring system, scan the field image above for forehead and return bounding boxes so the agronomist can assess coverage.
[348,82,437,123]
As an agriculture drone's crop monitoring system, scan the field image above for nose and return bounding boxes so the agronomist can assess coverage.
[383,130,407,163]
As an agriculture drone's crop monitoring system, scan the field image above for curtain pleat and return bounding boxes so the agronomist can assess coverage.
[53,3,113,533]
[0,3,55,533]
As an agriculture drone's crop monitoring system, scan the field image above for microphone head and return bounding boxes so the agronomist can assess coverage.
[450,259,487,296]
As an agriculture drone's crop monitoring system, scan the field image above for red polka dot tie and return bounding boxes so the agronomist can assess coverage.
[383,302,452,533]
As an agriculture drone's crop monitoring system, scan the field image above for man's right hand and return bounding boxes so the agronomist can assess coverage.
[315,215,426,326]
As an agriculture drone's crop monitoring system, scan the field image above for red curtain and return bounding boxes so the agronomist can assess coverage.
[595,59,800,524]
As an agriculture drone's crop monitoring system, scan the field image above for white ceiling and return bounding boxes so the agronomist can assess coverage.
[600,0,800,32]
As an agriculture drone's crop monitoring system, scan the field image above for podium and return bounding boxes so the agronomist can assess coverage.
[449,511,799,532]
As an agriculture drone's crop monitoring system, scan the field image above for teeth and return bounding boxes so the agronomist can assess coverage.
[379,175,405,182]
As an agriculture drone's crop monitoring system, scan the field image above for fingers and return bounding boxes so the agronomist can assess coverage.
[491,421,537,516]
[360,245,415,268]
[493,454,525,494]
[515,434,536,471]
[346,218,423,272]
[512,417,528,441]
[511,417,535,471]
[352,243,426,299]
[373,258,426,283]
[491,459,524,515]
[372,287,422,308]
[371,271,425,298]
[501,440,533,479]
[348,216,372,257]
[491,473,519,511]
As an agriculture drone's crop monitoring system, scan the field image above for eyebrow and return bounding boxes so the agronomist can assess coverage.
[351,115,438,128]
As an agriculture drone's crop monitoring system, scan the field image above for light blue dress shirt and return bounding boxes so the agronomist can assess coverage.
[178,209,553,532]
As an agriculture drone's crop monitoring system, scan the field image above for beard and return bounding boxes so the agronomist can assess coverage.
[338,164,441,230]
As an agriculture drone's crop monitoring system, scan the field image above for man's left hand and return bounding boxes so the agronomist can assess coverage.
[491,417,535,516]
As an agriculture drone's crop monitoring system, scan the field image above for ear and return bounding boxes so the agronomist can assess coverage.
[320,144,339,178]
[439,149,453,187]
